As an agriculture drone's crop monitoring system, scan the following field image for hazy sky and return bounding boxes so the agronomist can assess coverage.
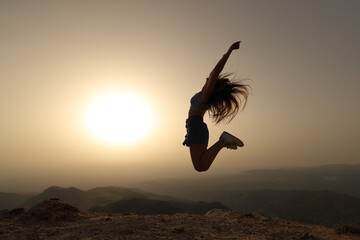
[1,0,359,192]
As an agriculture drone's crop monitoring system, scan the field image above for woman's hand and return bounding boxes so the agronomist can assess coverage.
[229,41,241,50]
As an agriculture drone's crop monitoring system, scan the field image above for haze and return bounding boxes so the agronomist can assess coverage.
[0,0,359,192]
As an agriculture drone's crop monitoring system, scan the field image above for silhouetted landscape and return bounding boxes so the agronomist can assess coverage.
[2,199,360,239]
[134,164,360,198]
[19,186,188,211]
[2,165,360,239]
[132,164,360,226]
[2,164,360,229]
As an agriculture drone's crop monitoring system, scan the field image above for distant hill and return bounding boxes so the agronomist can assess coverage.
[192,189,360,226]
[130,164,360,226]
[133,164,360,199]
[90,198,229,215]
[20,186,86,210]
[20,186,192,210]
[5,184,360,226]
[0,192,31,210]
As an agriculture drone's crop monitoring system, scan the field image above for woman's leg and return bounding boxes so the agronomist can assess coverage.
[189,140,226,172]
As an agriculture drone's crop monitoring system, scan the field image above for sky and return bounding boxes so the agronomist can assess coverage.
[0,0,359,192]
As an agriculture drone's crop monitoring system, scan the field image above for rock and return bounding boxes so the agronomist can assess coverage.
[25,200,80,222]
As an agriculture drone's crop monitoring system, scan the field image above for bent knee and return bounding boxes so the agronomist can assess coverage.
[193,165,209,172]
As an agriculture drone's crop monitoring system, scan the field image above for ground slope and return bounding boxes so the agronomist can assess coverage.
[1,202,360,240]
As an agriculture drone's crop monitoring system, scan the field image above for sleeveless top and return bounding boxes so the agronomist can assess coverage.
[190,92,205,112]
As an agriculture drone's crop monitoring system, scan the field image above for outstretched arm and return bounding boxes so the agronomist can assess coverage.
[209,41,240,80]
[200,41,241,103]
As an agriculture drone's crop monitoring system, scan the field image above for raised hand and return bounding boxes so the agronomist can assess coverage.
[230,41,241,50]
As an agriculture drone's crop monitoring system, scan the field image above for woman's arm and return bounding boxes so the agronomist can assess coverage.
[200,41,241,103]
[209,41,240,80]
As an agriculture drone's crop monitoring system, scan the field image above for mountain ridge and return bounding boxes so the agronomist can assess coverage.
[19,185,196,211]
[133,164,360,198]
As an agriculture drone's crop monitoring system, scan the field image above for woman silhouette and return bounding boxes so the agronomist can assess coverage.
[183,41,250,172]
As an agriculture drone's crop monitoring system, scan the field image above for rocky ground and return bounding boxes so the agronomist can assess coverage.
[1,200,360,240]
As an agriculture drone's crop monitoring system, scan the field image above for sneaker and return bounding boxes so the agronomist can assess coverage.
[220,131,244,148]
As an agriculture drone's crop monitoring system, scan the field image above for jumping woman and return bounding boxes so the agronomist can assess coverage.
[183,41,250,172]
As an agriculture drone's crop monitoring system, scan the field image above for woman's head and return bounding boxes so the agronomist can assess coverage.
[206,73,251,124]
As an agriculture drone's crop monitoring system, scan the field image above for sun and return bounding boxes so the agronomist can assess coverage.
[84,91,153,145]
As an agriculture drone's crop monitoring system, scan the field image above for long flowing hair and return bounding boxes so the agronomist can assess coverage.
[205,73,251,124]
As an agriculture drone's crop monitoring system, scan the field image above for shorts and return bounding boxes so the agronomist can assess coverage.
[182,116,209,147]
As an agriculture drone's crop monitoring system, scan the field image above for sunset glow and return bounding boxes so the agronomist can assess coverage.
[84,91,153,145]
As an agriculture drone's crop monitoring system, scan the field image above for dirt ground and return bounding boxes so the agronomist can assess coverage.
[1,207,360,240]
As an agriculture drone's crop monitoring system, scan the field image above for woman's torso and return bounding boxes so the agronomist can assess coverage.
[188,92,206,117]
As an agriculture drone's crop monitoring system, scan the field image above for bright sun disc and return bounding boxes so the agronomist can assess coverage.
[85,91,153,145]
